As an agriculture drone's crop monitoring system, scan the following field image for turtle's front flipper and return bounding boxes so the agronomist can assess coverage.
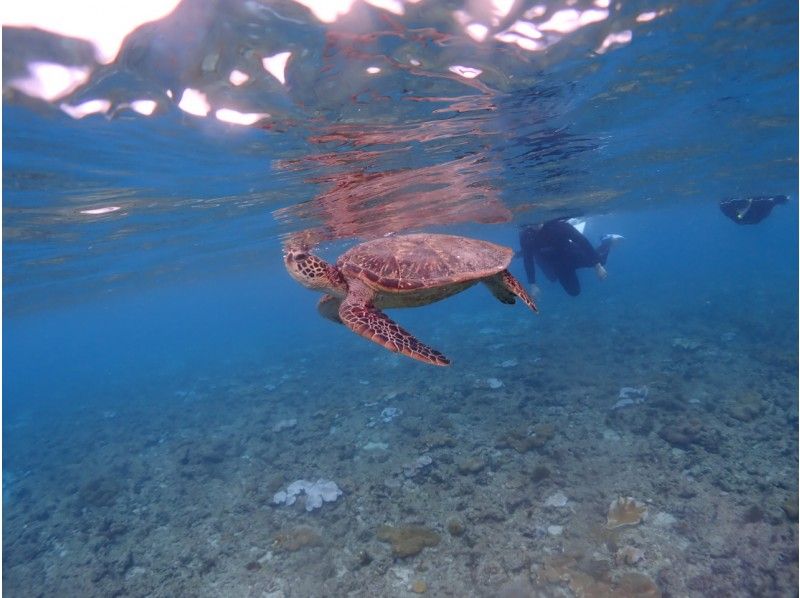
[485,270,538,313]
[339,283,450,366]
[317,295,343,324]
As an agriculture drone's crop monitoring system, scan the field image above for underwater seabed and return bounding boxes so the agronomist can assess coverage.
[3,284,798,597]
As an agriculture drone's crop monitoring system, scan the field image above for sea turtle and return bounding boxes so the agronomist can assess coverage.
[283,233,537,366]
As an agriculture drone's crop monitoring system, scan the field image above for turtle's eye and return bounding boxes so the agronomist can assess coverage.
[294,252,308,260]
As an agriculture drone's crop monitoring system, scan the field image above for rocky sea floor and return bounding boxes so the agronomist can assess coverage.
[4,291,798,597]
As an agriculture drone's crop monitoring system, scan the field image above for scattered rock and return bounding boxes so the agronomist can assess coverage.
[400,416,423,436]
[498,423,554,453]
[381,407,401,423]
[616,546,645,566]
[487,378,504,389]
[743,505,764,523]
[410,580,428,594]
[530,464,551,482]
[672,337,701,351]
[362,441,389,451]
[272,418,297,433]
[545,491,569,508]
[377,525,441,558]
[417,432,456,450]
[613,386,649,410]
[651,512,677,527]
[729,392,765,422]
[447,518,465,537]
[403,455,433,479]
[615,572,661,597]
[457,456,486,475]
[658,418,720,451]
[78,477,122,508]
[782,494,799,520]
[547,525,563,536]
[356,549,372,567]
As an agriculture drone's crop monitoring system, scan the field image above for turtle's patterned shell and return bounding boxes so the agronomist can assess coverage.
[337,233,512,292]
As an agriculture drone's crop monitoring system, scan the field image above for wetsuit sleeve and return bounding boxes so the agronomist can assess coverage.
[523,251,536,284]
[596,238,612,265]
[563,225,602,265]
[519,230,536,284]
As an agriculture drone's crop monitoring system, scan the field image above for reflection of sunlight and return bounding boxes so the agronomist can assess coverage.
[262,52,292,85]
[9,62,90,101]
[4,0,182,63]
[524,5,547,18]
[466,22,489,42]
[365,0,405,15]
[459,3,612,54]
[366,66,382,74]
[538,8,608,34]
[291,0,424,22]
[449,65,483,79]
[636,9,670,23]
[178,89,210,117]
[59,99,110,119]
[597,30,632,54]
[215,109,270,126]
[80,206,121,215]
[510,20,543,39]
[131,100,158,116]
[229,70,250,86]
[292,0,356,23]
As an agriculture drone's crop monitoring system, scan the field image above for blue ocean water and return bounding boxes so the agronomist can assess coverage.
[3,0,798,596]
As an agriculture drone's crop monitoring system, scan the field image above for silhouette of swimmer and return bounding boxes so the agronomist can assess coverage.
[519,219,622,297]
[719,195,788,225]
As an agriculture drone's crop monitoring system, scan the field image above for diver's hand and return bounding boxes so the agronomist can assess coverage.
[594,263,608,280]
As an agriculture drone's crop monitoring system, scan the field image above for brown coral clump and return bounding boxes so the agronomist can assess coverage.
[273,526,322,552]
[606,497,648,529]
[615,572,661,597]
[539,554,661,597]
[377,525,440,557]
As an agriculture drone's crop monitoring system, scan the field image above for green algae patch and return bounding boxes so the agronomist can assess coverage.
[377,525,440,557]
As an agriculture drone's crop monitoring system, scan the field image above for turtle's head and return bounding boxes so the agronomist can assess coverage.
[283,248,347,295]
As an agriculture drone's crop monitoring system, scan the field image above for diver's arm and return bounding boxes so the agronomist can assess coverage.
[522,247,536,285]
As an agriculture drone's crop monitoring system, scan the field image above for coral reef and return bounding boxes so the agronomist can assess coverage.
[4,291,797,597]
[272,479,342,511]
[606,497,648,529]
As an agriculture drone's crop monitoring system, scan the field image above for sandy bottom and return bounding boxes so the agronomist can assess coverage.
[4,293,798,597]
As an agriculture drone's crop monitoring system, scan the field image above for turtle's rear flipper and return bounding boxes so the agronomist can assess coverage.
[317,294,343,324]
[339,296,450,366]
[484,270,538,313]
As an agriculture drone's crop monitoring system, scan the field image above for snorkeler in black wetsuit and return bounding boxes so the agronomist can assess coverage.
[719,195,788,225]
[519,218,622,297]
